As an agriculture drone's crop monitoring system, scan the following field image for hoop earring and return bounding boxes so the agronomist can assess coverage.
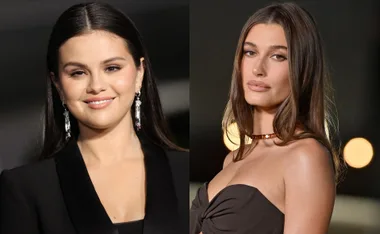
[135,91,142,130]
[62,102,71,140]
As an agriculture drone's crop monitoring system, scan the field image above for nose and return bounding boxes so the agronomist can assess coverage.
[86,72,107,94]
[252,58,266,77]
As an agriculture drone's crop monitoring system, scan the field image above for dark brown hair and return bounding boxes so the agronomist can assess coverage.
[41,2,183,159]
[222,2,342,181]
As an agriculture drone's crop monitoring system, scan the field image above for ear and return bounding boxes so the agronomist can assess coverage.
[135,57,145,93]
[50,72,65,103]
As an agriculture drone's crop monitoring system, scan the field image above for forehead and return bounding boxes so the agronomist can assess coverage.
[58,30,130,63]
[244,23,287,47]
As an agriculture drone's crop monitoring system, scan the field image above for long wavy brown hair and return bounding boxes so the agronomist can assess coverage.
[222,2,343,182]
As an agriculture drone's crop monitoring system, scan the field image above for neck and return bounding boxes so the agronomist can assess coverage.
[76,113,142,165]
[252,107,276,135]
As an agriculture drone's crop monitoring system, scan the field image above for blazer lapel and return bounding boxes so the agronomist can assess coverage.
[54,135,180,234]
[140,136,181,234]
[55,139,118,234]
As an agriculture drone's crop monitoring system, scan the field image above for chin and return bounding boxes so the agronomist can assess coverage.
[78,115,124,131]
[84,121,116,130]
[244,97,278,111]
[245,94,267,106]
[73,108,132,131]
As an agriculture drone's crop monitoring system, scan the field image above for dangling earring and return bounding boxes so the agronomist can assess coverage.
[135,91,142,130]
[62,102,71,140]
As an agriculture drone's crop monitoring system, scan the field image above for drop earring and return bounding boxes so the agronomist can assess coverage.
[62,102,71,140]
[135,91,142,130]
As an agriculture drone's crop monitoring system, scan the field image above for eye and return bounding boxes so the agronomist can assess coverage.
[243,50,256,57]
[271,54,287,61]
[70,70,86,77]
[105,66,121,72]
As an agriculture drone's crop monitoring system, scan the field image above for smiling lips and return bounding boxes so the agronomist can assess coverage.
[247,80,270,92]
[84,97,115,109]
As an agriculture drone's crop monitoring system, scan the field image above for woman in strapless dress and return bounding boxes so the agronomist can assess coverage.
[190,2,342,234]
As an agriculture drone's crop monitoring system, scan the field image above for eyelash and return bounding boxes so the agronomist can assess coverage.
[105,65,121,72]
[271,54,287,61]
[243,50,256,56]
[69,66,121,77]
[70,71,85,77]
[243,50,287,61]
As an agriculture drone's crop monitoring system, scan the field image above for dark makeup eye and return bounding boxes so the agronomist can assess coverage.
[271,54,287,61]
[105,66,121,72]
[70,70,86,77]
[243,50,256,56]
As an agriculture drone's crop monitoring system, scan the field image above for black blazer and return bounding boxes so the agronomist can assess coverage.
[0,137,189,234]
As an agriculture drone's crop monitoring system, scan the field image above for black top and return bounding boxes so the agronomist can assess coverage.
[190,183,284,234]
[0,135,189,234]
[115,219,144,234]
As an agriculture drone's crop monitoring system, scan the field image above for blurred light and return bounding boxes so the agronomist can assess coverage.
[343,137,374,168]
[223,122,252,151]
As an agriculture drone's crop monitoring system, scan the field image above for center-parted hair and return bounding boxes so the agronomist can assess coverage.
[41,2,181,159]
[222,2,342,181]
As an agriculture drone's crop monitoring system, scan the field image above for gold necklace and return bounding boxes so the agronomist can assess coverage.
[251,133,277,140]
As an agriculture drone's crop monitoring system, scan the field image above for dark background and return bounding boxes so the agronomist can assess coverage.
[1,0,380,200]
[190,0,380,199]
[0,0,189,170]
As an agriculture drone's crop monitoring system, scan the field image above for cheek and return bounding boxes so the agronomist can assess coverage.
[274,65,290,93]
[241,59,251,82]
[59,77,85,100]
[112,74,136,94]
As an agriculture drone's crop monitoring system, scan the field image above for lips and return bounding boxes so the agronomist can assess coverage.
[84,97,115,109]
[86,99,113,104]
[247,80,270,88]
[84,97,115,103]
[247,80,270,92]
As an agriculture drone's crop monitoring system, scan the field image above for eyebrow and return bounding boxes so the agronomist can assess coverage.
[243,41,287,50]
[62,56,127,69]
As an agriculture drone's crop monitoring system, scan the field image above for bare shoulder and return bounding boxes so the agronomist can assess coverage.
[284,138,334,182]
[286,138,332,167]
[223,144,255,169]
[223,150,236,169]
[282,138,335,233]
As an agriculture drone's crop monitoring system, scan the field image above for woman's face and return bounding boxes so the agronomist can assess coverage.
[241,23,290,112]
[54,30,144,130]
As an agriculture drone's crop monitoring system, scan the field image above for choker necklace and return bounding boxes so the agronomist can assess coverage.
[251,133,277,140]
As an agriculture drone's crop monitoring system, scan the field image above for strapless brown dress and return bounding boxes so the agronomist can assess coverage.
[190,183,284,234]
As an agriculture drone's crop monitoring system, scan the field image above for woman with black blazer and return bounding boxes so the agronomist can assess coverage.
[0,2,188,234]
